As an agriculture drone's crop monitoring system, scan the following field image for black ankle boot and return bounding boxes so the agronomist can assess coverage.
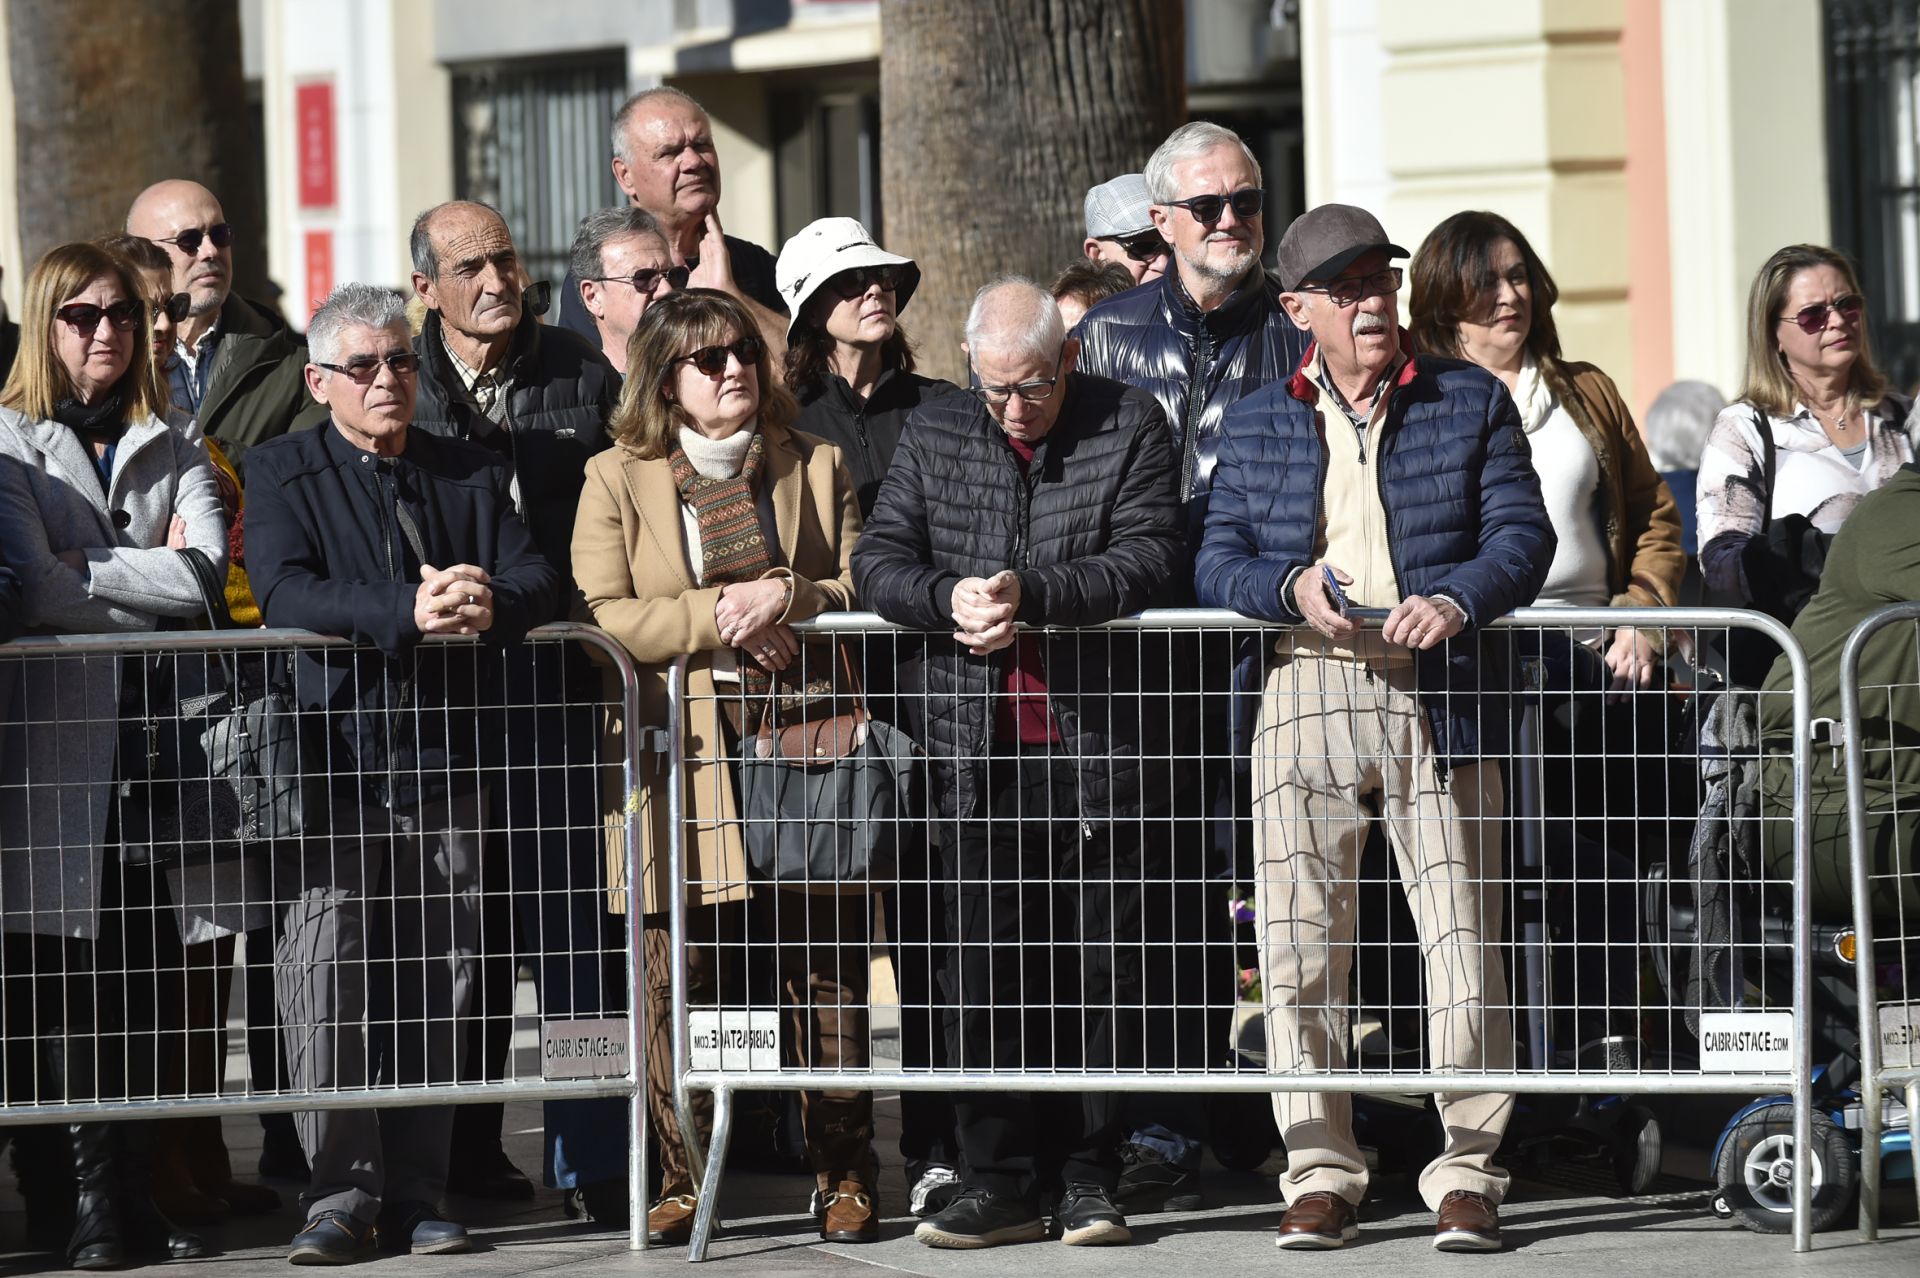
[66,1122,124,1271]
[114,1124,206,1261]
[11,1123,78,1252]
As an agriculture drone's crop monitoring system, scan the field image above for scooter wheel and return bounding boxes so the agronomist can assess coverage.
[1610,1103,1663,1196]
[1713,1104,1855,1234]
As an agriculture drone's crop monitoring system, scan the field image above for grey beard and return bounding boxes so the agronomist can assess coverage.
[188,288,226,319]
[1183,244,1257,287]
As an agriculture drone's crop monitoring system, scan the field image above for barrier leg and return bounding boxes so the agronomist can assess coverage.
[687,1084,732,1263]
[630,1082,648,1251]
[1860,1076,1882,1240]
[1908,1083,1920,1207]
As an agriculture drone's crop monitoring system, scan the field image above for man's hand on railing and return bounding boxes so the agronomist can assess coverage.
[1294,562,1359,642]
[951,571,1020,655]
[415,563,495,636]
[1383,594,1464,650]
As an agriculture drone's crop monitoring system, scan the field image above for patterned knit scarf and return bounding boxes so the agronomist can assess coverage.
[668,430,833,720]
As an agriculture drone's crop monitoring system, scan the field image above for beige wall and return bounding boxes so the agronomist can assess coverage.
[0,0,20,321]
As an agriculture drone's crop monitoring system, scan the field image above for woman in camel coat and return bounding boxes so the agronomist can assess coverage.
[570,289,873,1245]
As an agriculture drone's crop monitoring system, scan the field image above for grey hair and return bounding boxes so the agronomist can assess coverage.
[1144,121,1262,204]
[1643,379,1728,472]
[964,275,1066,364]
[308,282,409,367]
[611,85,706,166]
[569,206,666,285]
[409,199,506,282]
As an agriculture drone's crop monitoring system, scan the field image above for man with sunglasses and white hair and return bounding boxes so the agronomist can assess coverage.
[126,180,314,473]
[853,277,1182,1251]
[570,206,685,375]
[1196,204,1554,1254]
[244,281,561,1263]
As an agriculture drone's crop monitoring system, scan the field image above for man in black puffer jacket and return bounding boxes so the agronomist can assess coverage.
[1073,120,1308,1194]
[408,201,631,1217]
[854,278,1183,1251]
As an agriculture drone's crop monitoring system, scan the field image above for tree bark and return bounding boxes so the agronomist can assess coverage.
[9,0,267,300]
[881,0,1185,381]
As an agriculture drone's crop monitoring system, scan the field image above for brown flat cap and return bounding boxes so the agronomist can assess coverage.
[1275,203,1408,292]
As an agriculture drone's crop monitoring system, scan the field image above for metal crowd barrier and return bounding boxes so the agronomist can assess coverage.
[0,622,652,1249]
[1839,603,1920,1240]
[665,607,1819,1258]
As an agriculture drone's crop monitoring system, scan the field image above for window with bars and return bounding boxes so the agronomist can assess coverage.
[1826,1,1920,392]
[451,55,628,292]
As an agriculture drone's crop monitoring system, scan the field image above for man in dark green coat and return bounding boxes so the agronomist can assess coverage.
[127,179,314,474]
[1760,463,1920,920]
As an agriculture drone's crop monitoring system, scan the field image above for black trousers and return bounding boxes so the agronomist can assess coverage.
[941,752,1146,1199]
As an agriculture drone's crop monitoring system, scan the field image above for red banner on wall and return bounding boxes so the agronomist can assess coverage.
[296,81,336,210]
[304,231,333,315]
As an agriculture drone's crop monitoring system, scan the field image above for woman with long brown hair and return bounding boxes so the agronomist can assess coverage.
[571,289,873,1246]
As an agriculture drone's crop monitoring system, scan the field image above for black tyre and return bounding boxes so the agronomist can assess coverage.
[1611,1103,1663,1196]
[1713,1104,1855,1234]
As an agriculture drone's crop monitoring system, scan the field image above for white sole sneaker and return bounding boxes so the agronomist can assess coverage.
[1061,1218,1132,1246]
[1434,1228,1501,1252]
[914,1219,1047,1249]
[1275,1223,1359,1250]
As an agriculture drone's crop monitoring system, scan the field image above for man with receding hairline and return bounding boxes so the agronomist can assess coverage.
[854,277,1182,1251]
[554,86,786,362]
[126,179,313,471]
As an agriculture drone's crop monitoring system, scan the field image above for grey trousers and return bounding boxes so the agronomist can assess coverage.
[275,789,485,1222]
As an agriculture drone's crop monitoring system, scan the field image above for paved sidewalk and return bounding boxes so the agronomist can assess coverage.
[2,1090,1915,1275]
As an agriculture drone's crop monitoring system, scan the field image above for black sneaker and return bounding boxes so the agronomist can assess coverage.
[1117,1141,1202,1210]
[913,1187,1045,1249]
[1055,1184,1131,1246]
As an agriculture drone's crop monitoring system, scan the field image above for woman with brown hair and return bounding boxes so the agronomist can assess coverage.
[1695,244,1914,683]
[570,289,873,1245]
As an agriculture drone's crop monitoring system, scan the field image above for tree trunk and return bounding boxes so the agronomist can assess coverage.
[9,0,267,300]
[881,0,1185,382]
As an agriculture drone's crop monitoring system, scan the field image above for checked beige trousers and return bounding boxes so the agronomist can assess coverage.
[1253,655,1514,1210]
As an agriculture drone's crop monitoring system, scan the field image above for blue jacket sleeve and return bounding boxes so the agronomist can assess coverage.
[1194,394,1303,622]
[1421,380,1556,625]
[243,449,418,654]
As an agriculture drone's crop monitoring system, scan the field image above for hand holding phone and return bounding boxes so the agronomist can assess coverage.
[1321,564,1351,618]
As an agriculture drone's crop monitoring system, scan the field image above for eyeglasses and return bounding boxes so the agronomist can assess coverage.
[971,345,1066,406]
[1103,230,1169,263]
[153,293,191,324]
[55,299,142,333]
[149,222,235,255]
[677,335,764,376]
[590,264,689,295]
[1296,267,1404,309]
[1165,188,1265,226]
[315,351,421,384]
[1778,293,1865,335]
[828,266,904,300]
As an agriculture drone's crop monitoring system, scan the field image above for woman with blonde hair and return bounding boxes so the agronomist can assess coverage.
[1697,244,1915,682]
[0,240,222,1268]
[571,289,872,1246]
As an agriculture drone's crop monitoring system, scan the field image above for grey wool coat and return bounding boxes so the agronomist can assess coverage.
[0,406,227,939]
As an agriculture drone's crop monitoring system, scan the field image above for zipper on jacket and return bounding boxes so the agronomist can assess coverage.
[1179,330,1217,502]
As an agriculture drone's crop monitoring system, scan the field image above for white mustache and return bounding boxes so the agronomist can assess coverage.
[1353,314,1389,336]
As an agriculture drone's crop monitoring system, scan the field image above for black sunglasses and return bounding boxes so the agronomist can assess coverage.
[591,264,689,295]
[828,266,903,300]
[153,293,191,324]
[1778,293,1865,335]
[315,351,420,384]
[55,299,142,333]
[677,335,764,376]
[151,222,235,255]
[1105,230,1169,263]
[1165,188,1265,226]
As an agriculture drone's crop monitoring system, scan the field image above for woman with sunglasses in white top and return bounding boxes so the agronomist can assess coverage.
[1697,244,1917,684]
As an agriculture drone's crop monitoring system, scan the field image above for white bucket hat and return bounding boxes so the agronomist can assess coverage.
[775,217,920,338]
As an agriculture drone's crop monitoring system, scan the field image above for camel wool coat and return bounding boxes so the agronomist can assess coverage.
[571,416,861,916]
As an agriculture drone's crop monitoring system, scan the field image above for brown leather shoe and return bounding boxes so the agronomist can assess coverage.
[820,1181,879,1243]
[1275,1191,1359,1250]
[1433,1190,1501,1252]
[646,1193,699,1246]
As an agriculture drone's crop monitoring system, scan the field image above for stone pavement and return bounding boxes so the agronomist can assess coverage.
[2,1088,1916,1275]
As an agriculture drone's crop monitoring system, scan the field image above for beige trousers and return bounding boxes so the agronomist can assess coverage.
[1253,656,1513,1210]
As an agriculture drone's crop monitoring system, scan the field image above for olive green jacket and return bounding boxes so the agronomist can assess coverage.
[196,293,315,476]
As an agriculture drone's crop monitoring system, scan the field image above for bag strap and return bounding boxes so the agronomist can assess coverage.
[756,640,868,740]
[1751,405,1775,538]
[177,546,235,630]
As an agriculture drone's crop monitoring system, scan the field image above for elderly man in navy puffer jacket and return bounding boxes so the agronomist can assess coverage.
[1196,204,1554,1256]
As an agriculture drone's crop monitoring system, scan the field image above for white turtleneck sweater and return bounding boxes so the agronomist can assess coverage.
[1514,356,1610,626]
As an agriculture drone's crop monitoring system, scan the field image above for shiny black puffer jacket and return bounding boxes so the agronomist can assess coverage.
[851,373,1183,821]
[1073,267,1310,558]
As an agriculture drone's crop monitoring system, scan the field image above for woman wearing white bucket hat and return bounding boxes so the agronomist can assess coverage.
[776,218,967,1222]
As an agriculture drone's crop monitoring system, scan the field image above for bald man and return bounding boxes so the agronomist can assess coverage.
[126,180,313,471]
[554,86,786,366]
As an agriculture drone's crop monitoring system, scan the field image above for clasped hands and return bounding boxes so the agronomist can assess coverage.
[414,563,495,635]
[1292,561,1465,650]
[716,577,796,673]
[951,570,1022,656]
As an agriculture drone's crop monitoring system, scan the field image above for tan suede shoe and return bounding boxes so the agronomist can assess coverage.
[646,1193,699,1246]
